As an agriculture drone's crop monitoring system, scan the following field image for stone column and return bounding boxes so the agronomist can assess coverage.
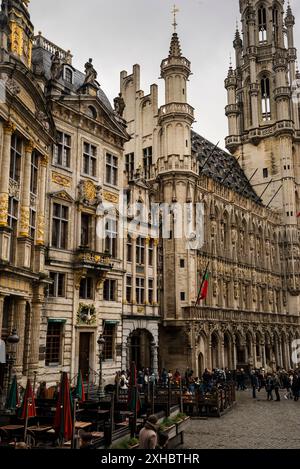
[132,236,137,304]
[153,240,158,305]
[151,343,158,375]
[0,294,5,338]
[253,339,257,368]
[13,299,27,378]
[262,343,267,368]
[19,142,34,237]
[28,301,43,378]
[232,338,237,370]
[145,238,150,306]
[36,155,48,246]
[220,339,225,369]
[0,122,15,227]
[208,338,212,369]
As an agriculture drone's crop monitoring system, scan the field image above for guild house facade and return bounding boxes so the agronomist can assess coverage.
[0,0,299,395]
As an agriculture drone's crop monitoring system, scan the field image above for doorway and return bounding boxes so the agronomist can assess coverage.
[79,333,91,381]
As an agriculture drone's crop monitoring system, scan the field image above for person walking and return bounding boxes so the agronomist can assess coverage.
[250,371,259,399]
[139,415,158,449]
[265,374,274,401]
[273,373,281,401]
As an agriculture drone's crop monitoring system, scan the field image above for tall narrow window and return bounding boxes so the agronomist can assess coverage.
[29,208,36,239]
[30,152,39,195]
[105,218,117,258]
[45,322,63,366]
[53,132,71,168]
[126,276,132,303]
[81,213,92,247]
[261,76,271,121]
[64,67,73,84]
[125,153,135,180]
[83,142,97,177]
[136,236,145,265]
[10,134,22,182]
[148,239,154,266]
[127,234,132,262]
[49,272,66,297]
[103,323,116,360]
[103,279,117,301]
[136,277,145,304]
[52,203,69,249]
[258,6,267,43]
[106,153,118,186]
[272,7,279,45]
[143,147,152,179]
[79,277,93,299]
[8,197,18,263]
[148,279,154,304]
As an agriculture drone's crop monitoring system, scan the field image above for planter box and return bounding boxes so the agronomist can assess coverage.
[164,424,176,440]
[176,417,190,434]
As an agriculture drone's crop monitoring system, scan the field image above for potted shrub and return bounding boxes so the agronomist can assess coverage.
[159,417,176,440]
[173,413,190,434]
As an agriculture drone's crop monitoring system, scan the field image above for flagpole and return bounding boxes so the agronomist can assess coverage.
[196,262,210,305]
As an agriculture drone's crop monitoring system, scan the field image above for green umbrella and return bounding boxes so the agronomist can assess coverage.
[75,371,85,402]
[6,375,19,410]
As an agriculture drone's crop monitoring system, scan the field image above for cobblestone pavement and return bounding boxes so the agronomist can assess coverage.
[181,390,300,449]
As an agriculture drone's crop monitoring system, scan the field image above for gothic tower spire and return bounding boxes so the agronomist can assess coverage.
[225,0,300,311]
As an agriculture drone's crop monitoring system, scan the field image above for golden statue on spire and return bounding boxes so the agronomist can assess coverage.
[172,4,179,33]
[22,0,30,8]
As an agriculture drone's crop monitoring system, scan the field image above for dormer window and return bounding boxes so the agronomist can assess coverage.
[258,6,267,43]
[87,105,97,120]
[64,67,73,85]
[261,75,271,121]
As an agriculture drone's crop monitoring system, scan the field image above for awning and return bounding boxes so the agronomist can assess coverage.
[0,339,6,364]
[104,320,119,325]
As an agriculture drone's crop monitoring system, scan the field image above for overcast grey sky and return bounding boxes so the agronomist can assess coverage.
[30,0,300,149]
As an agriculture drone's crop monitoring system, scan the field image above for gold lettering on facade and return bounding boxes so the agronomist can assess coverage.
[103,191,119,204]
[52,171,72,188]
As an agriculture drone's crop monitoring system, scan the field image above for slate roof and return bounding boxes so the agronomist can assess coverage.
[32,46,113,112]
[191,131,262,204]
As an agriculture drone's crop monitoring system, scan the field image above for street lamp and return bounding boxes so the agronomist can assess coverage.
[6,328,20,403]
[97,335,105,399]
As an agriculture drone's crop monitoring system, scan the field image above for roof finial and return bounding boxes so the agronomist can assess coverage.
[172,4,179,33]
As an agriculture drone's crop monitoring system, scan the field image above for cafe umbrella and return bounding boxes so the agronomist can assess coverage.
[74,370,85,403]
[5,374,19,410]
[54,372,73,442]
[19,379,36,419]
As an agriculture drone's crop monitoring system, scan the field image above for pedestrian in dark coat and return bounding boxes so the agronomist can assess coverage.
[265,374,274,401]
[250,371,259,399]
[273,374,281,401]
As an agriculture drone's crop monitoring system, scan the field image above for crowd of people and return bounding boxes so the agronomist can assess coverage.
[114,366,300,402]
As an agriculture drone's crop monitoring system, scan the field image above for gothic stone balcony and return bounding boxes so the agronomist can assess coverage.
[74,247,113,273]
[158,102,194,124]
[182,306,300,327]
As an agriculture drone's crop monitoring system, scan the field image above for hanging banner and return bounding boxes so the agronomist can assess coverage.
[0,339,6,364]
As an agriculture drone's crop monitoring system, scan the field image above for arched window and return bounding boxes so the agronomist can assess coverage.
[64,67,73,84]
[272,7,279,45]
[258,6,267,43]
[87,105,97,120]
[261,76,271,121]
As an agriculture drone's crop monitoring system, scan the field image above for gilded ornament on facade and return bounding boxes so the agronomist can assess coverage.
[103,191,119,204]
[19,207,30,236]
[0,194,9,226]
[10,22,23,57]
[77,180,102,206]
[52,171,72,188]
[77,304,96,326]
[36,215,45,245]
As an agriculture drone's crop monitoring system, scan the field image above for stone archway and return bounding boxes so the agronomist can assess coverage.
[129,329,153,371]
[224,332,233,369]
[122,320,158,374]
